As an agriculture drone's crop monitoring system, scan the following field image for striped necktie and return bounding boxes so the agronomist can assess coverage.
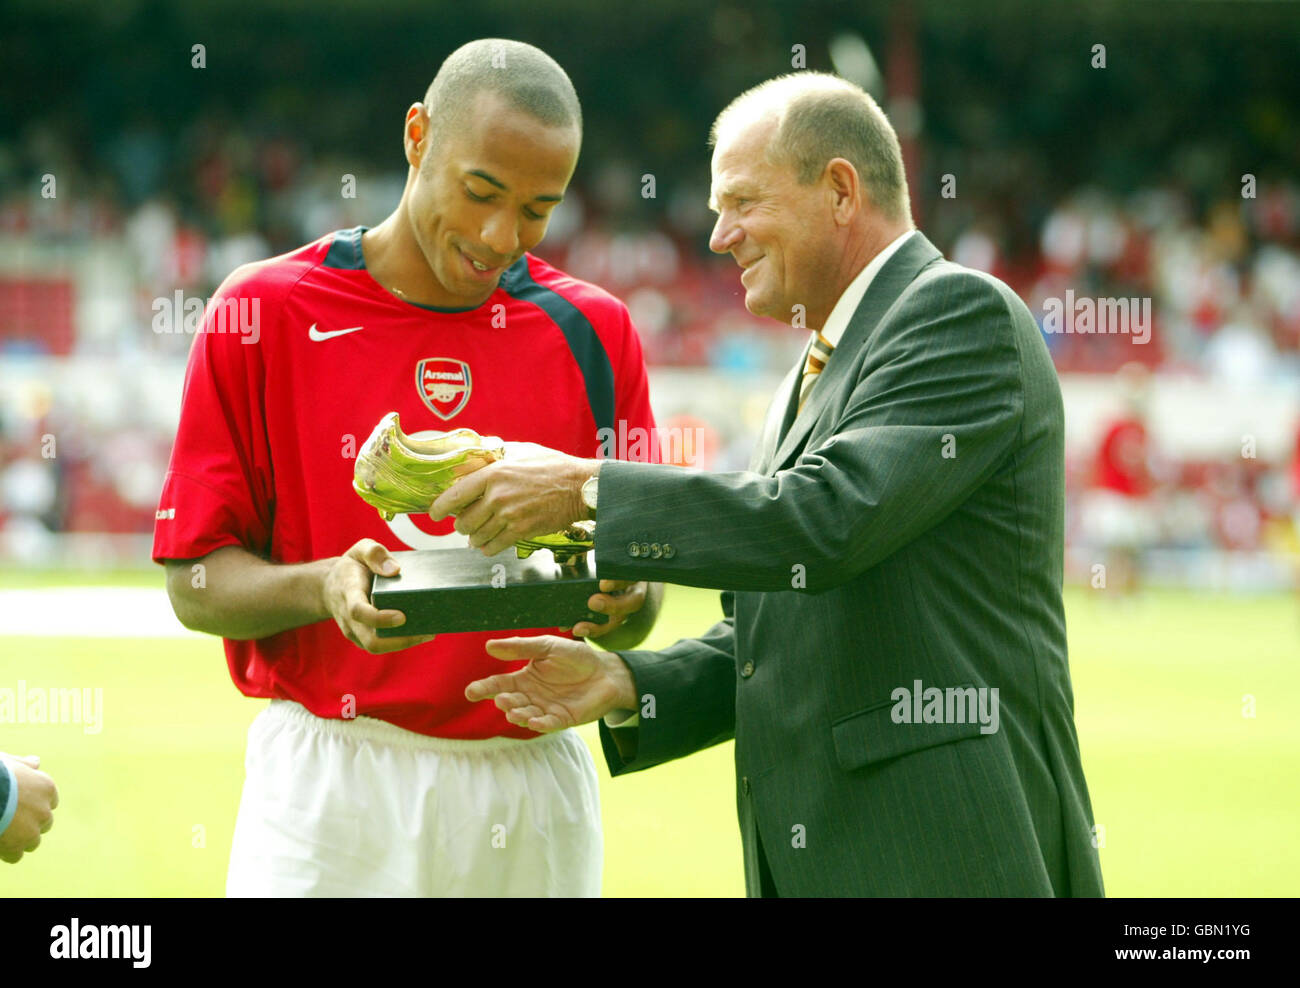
[797,331,835,414]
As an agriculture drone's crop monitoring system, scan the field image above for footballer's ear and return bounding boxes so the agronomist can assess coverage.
[404,103,428,167]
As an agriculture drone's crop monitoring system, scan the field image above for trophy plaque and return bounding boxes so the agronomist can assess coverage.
[371,547,606,636]
[354,412,606,636]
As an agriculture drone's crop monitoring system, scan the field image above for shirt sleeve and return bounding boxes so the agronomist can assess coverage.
[152,270,276,563]
[0,757,17,836]
[609,303,660,464]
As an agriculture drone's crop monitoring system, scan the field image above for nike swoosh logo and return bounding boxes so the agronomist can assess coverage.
[308,323,365,341]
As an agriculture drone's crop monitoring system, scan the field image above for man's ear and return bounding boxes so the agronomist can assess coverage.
[825,157,861,226]
[404,103,428,168]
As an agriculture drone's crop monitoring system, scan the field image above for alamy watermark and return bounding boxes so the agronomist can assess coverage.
[1041,290,1151,345]
[152,291,261,344]
[50,919,150,968]
[0,681,103,734]
[596,420,707,466]
[890,679,999,735]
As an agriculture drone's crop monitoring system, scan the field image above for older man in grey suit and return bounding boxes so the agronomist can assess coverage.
[432,71,1105,898]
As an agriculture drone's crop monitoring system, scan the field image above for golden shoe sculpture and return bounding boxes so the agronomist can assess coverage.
[353,412,595,562]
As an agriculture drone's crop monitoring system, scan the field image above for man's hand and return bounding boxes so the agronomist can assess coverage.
[566,580,650,641]
[430,442,594,557]
[322,538,436,654]
[466,635,637,733]
[0,755,58,864]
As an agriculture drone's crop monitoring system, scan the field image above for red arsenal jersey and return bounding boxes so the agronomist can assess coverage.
[153,227,657,738]
[1095,418,1150,497]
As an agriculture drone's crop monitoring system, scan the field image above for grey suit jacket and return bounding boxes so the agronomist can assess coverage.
[593,232,1105,897]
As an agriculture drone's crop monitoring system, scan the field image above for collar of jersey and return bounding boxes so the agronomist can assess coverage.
[331,225,526,314]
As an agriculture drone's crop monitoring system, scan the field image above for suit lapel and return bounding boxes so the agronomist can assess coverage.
[767,232,943,473]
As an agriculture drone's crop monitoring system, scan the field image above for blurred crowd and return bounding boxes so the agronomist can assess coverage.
[1,115,1298,582]
[941,179,1300,379]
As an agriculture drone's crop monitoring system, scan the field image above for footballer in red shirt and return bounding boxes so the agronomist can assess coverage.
[155,40,661,896]
[1095,418,1152,499]
[1083,364,1156,596]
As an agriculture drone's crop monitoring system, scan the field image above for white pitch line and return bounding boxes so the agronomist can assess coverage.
[0,587,204,638]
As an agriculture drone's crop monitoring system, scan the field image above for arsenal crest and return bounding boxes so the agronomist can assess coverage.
[416,357,472,420]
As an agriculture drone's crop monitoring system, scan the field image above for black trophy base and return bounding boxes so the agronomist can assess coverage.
[371,547,607,636]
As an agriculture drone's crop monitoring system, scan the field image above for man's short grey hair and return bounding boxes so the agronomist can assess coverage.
[710,71,911,222]
[423,39,581,153]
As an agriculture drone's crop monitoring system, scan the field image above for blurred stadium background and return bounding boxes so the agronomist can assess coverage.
[1,0,1298,896]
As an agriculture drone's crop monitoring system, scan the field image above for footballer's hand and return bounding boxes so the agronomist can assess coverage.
[567,580,648,640]
[323,539,435,654]
[467,635,637,733]
[430,443,594,557]
[0,755,58,864]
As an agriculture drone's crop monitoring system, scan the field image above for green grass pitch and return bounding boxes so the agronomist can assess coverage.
[1,572,1297,897]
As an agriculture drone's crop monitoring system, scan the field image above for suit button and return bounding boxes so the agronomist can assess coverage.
[627,542,641,557]
[639,541,650,557]
[741,776,751,795]
[650,543,662,558]
[662,543,676,559]
[740,661,754,678]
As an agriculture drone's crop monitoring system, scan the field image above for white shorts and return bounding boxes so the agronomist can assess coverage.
[1080,489,1156,550]
[225,700,602,897]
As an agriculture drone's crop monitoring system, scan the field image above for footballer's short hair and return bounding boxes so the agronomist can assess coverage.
[423,39,582,151]
[711,71,911,223]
